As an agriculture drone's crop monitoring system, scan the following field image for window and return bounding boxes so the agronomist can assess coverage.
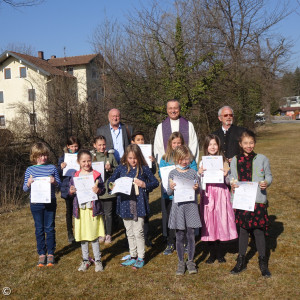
[0,91,3,103]
[20,67,27,78]
[0,116,5,126]
[28,89,35,101]
[67,67,73,75]
[30,113,36,125]
[4,68,11,79]
[91,69,98,79]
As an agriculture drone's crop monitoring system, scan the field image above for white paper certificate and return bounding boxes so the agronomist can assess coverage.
[173,176,195,203]
[73,175,98,205]
[63,153,80,176]
[92,162,105,180]
[202,156,224,184]
[232,181,258,212]
[112,177,133,195]
[160,165,176,190]
[138,144,152,168]
[31,176,51,203]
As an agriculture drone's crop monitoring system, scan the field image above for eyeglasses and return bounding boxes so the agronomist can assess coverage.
[222,114,233,117]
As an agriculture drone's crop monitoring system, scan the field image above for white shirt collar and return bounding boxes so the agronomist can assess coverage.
[110,123,121,131]
[222,126,227,134]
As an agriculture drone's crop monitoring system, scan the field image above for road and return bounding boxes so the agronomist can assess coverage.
[271,120,300,123]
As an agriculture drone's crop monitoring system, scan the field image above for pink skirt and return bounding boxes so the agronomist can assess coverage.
[200,184,238,241]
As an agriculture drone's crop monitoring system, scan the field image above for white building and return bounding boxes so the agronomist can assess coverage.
[0,50,104,131]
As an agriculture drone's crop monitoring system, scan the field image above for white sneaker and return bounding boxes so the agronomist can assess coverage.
[78,260,91,272]
[95,260,104,272]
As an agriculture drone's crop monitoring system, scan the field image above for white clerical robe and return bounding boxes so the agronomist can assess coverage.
[153,118,199,163]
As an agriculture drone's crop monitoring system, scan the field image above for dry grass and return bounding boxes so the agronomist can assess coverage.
[0,123,299,299]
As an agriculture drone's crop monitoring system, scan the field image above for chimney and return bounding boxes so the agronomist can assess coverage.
[38,51,44,60]
[51,55,56,59]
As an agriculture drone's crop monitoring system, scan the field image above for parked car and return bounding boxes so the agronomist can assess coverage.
[255,111,265,117]
[254,117,265,124]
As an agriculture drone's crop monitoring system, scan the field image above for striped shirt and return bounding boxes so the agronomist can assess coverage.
[23,164,61,199]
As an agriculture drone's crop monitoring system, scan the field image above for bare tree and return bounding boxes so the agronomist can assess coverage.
[91,0,293,135]
[1,43,36,55]
[0,0,43,8]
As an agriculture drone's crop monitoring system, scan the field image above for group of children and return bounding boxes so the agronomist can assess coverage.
[23,128,272,278]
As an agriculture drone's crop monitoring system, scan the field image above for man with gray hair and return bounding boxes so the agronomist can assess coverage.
[213,106,245,162]
[96,108,133,163]
[154,99,199,163]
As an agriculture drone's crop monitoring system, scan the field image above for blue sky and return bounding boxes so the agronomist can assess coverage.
[1,0,300,71]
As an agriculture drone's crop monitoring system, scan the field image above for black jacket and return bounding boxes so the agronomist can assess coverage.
[213,124,246,159]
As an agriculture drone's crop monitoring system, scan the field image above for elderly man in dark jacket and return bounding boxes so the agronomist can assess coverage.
[213,106,246,162]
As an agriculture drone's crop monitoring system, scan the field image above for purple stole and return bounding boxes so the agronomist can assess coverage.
[162,116,189,151]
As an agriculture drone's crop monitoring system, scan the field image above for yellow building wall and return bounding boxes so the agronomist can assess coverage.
[0,56,48,129]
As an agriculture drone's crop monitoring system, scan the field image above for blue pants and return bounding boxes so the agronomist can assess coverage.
[30,201,57,255]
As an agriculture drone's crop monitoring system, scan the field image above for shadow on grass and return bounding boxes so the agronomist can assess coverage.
[100,196,166,265]
[145,196,169,261]
[55,242,81,263]
[244,215,284,262]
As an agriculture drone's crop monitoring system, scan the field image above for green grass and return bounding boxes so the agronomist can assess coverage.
[0,123,299,299]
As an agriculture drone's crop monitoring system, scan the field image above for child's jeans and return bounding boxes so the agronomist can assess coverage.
[123,217,145,259]
[30,200,57,255]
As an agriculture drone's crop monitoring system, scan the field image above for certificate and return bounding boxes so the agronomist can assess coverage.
[232,181,258,212]
[173,176,195,203]
[202,156,224,184]
[112,177,133,195]
[160,165,175,190]
[31,176,51,203]
[73,175,98,205]
[63,153,80,176]
[92,161,105,180]
[138,144,152,168]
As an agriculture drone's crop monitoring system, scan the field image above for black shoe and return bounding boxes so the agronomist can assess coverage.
[205,256,216,264]
[145,238,153,247]
[230,255,247,274]
[258,256,271,278]
[218,257,226,263]
[163,244,175,255]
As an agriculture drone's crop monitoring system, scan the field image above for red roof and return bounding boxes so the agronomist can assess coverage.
[9,51,74,77]
[48,54,99,67]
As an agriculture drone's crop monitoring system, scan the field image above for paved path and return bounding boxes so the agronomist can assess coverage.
[271,120,300,123]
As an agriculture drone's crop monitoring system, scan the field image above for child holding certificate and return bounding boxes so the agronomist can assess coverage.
[69,150,105,272]
[167,145,201,275]
[198,134,238,264]
[91,135,118,245]
[58,136,81,244]
[229,130,272,277]
[107,144,159,269]
[23,142,61,267]
[159,132,197,255]
[131,131,156,247]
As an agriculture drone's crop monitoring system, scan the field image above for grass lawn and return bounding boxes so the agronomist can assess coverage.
[0,123,299,299]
